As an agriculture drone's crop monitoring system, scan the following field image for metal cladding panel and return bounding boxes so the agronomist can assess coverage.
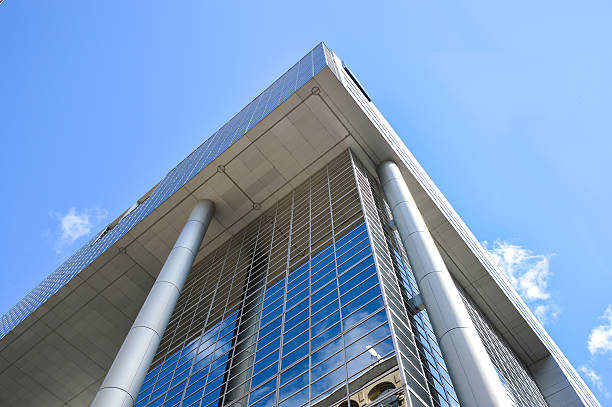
[0,44,329,340]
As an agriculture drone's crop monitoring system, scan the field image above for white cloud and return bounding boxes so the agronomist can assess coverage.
[579,365,610,399]
[483,240,559,324]
[587,305,612,357]
[48,207,107,252]
[59,208,91,243]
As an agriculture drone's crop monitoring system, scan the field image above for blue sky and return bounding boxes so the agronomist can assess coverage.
[1,0,611,402]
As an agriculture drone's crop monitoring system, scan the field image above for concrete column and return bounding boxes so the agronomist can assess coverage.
[91,200,215,407]
[377,162,508,407]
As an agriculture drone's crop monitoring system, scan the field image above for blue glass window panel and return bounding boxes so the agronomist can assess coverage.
[342,292,384,330]
[286,288,309,310]
[262,297,283,317]
[249,377,277,405]
[250,389,276,407]
[336,235,369,262]
[149,382,170,403]
[257,337,281,360]
[199,332,219,351]
[216,334,234,353]
[344,309,389,344]
[339,263,376,294]
[142,365,162,387]
[310,366,345,397]
[287,269,309,290]
[287,279,309,299]
[346,337,395,377]
[170,369,189,389]
[311,311,340,339]
[259,318,281,340]
[153,371,172,391]
[182,387,203,407]
[285,308,308,331]
[251,362,279,389]
[284,319,309,343]
[338,256,375,283]
[204,373,225,395]
[345,323,392,359]
[311,270,336,295]
[311,253,334,272]
[264,278,285,299]
[260,305,282,328]
[337,249,371,276]
[192,352,213,374]
[282,341,309,370]
[280,358,309,386]
[162,353,179,370]
[311,280,338,305]
[288,262,309,282]
[185,374,206,399]
[208,356,229,381]
[311,290,338,314]
[311,299,339,326]
[279,371,308,400]
[311,261,335,284]
[312,323,342,353]
[253,349,280,375]
[147,395,165,407]
[166,380,186,402]
[340,274,380,304]
[311,336,343,366]
[342,286,381,321]
[283,330,309,354]
[312,350,344,378]
[200,386,222,407]
[255,345,280,367]
[279,386,309,407]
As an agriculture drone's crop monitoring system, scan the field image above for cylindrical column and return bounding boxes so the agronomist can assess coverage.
[91,200,215,407]
[377,162,508,407]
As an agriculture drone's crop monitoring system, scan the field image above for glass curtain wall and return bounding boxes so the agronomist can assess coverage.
[131,148,550,407]
[134,151,413,407]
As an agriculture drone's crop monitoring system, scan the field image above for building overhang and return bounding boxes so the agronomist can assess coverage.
[0,44,595,406]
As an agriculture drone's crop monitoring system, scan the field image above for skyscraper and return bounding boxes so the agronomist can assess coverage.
[0,43,600,407]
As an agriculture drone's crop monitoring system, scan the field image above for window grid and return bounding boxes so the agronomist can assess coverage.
[135,151,402,407]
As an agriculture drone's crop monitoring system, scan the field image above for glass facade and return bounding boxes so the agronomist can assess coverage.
[132,150,548,407]
[135,152,405,407]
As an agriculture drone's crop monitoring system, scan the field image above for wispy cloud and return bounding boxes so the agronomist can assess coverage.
[581,305,612,399]
[587,305,612,357]
[579,365,610,399]
[483,240,559,324]
[47,207,108,252]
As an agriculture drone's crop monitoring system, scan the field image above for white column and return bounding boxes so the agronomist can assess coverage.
[91,200,215,407]
[377,162,508,407]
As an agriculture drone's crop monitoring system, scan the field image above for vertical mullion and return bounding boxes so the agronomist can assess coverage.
[325,164,351,405]
[276,191,295,406]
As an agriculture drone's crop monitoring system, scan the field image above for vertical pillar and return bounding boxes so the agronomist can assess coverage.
[91,200,215,407]
[377,162,508,407]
